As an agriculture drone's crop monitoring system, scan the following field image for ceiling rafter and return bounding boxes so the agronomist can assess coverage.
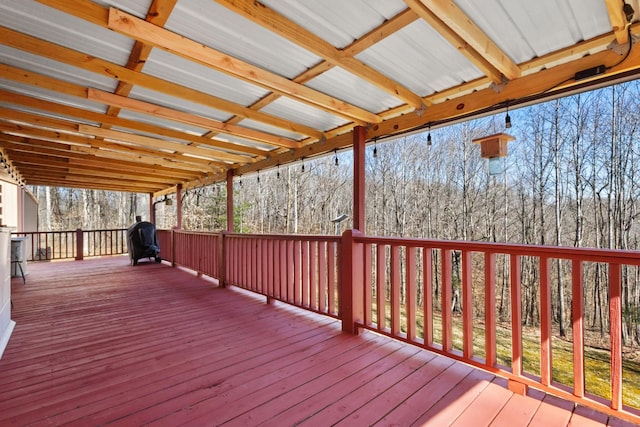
[7,155,178,186]
[0,122,226,172]
[404,0,520,84]
[0,86,268,158]
[106,8,382,125]
[216,8,423,144]
[605,0,632,45]
[0,137,201,180]
[76,124,251,164]
[17,172,162,193]
[410,0,520,81]
[214,0,425,110]
[87,89,301,150]
[0,26,323,140]
[101,0,178,147]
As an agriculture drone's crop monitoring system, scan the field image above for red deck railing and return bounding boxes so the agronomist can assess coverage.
[11,229,127,261]
[342,230,640,424]
[224,233,341,318]
[16,227,639,423]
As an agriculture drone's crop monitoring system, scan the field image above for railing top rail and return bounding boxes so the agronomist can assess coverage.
[224,232,341,243]
[166,229,220,236]
[12,228,127,235]
[355,235,640,265]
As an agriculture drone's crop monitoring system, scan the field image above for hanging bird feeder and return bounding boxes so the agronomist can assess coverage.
[472,133,515,176]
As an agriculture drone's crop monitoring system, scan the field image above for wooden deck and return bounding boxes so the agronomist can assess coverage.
[1,257,635,426]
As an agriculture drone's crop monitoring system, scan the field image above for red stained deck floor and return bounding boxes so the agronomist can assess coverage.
[1,257,635,426]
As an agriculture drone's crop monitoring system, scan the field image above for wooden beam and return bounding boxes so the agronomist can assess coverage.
[0,138,201,180]
[87,89,301,150]
[77,124,251,164]
[605,0,631,45]
[0,87,268,157]
[22,175,161,193]
[0,26,323,140]
[215,0,425,110]
[107,8,382,125]
[205,8,421,143]
[9,155,178,185]
[411,0,520,81]
[345,8,420,56]
[404,0,505,84]
[0,122,224,172]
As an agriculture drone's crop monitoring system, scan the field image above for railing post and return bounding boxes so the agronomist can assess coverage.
[341,229,364,334]
[75,228,83,261]
[218,231,227,288]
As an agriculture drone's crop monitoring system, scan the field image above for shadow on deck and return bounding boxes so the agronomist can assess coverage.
[1,257,634,426]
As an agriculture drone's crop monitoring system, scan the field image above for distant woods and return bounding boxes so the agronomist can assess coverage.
[34,82,640,345]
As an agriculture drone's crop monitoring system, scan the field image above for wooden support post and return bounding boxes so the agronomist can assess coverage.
[149,193,155,224]
[353,126,366,232]
[341,229,364,334]
[175,183,182,230]
[226,169,234,232]
[75,228,83,261]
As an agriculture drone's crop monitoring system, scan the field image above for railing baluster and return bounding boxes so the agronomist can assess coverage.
[510,254,522,377]
[485,252,496,368]
[376,244,386,330]
[310,241,317,310]
[423,247,433,347]
[364,243,373,326]
[406,246,417,342]
[294,240,302,305]
[328,240,337,315]
[301,240,309,307]
[442,248,452,352]
[288,240,295,304]
[390,245,401,336]
[609,263,623,411]
[572,259,585,398]
[540,256,552,386]
[462,249,473,359]
[319,242,327,313]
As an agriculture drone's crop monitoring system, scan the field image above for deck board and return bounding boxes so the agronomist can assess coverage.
[0,256,633,426]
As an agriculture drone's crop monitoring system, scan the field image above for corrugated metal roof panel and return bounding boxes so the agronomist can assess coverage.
[128,86,233,123]
[306,67,404,113]
[235,119,305,142]
[204,134,274,152]
[456,0,612,64]
[260,0,407,49]
[143,49,270,109]
[117,110,209,136]
[165,0,320,79]
[356,20,483,97]
[0,103,102,129]
[0,80,107,114]
[0,0,135,66]
[260,97,350,133]
[0,45,118,93]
